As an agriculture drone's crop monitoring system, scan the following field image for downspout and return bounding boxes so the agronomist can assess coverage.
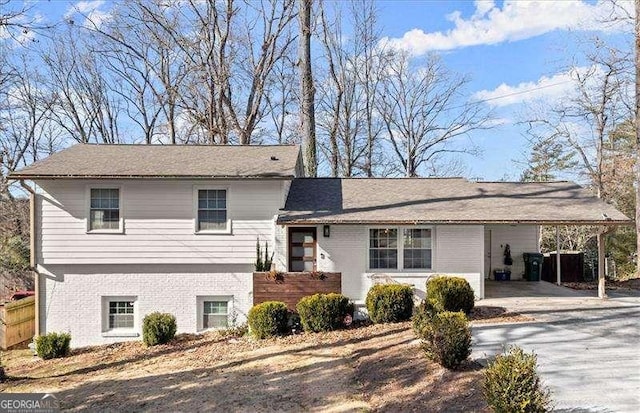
[19,180,39,337]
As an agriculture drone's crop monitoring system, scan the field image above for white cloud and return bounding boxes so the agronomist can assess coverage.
[472,67,592,107]
[64,0,112,28]
[380,0,633,55]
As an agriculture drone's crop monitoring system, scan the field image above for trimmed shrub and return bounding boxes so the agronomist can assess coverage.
[483,346,551,413]
[142,312,177,346]
[248,301,289,339]
[416,311,471,369]
[365,284,414,323]
[296,293,352,332]
[34,332,71,359]
[426,276,475,314]
[411,298,442,335]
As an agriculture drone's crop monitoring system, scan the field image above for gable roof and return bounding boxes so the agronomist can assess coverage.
[9,144,301,179]
[277,178,631,225]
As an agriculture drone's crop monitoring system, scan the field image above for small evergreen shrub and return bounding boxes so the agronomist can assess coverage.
[411,298,442,335]
[365,284,414,323]
[483,346,551,413]
[142,312,177,346]
[248,301,289,339]
[296,293,352,332]
[416,311,471,369]
[426,276,475,314]
[34,332,71,359]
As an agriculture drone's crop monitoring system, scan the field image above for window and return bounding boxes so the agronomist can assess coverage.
[108,300,134,329]
[403,228,432,269]
[89,188,120,231]
[197,189,228,232]
[369,228,398,269]
[368,227,433,270]
[203,301,229,329]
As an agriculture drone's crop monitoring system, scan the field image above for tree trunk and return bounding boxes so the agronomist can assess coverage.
[635,0,640,276]
[298,0,317,177]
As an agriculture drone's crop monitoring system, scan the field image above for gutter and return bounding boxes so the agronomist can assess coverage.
[275,218,634,226]
[18,180,40,338]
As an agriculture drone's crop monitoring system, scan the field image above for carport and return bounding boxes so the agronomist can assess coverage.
[474,181,632,300]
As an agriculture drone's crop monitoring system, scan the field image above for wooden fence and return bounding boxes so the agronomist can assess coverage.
[0,296,36,349]
[253,272,342,310]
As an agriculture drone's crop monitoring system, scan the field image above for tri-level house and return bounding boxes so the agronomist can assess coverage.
[10,144,630,347]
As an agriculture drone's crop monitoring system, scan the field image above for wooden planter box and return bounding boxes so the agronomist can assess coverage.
[253,272,342,310]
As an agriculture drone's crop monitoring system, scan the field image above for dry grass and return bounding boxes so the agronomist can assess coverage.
[0,321,497,412]
[0,310,528,411]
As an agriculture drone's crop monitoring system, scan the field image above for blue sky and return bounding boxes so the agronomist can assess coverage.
[13,0,635,180]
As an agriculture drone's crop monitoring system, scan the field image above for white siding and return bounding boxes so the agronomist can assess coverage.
[36,180,285,265]
[38,264,253,348]
[485,225,539,280]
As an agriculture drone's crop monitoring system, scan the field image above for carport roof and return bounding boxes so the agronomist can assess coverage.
[277,178,632,225]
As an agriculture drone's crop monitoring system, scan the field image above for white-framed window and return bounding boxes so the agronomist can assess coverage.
[197,296,232,331]
[87,186,123,233]
[368,227,433,271]
[194,187,231,233]
[403,228,432,269]
[369,228,398,269]
[102,296,138,336]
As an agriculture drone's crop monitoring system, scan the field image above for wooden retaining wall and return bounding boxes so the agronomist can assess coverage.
[0,296,36,349]
[253,272,342,310]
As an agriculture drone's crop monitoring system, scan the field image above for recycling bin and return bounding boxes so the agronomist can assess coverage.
[494,269,511,281]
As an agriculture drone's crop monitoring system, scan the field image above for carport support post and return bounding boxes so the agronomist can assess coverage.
[556,226,561,285]
[597,229,606,299]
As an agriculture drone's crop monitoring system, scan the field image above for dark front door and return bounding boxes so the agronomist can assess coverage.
[289,227,317,272]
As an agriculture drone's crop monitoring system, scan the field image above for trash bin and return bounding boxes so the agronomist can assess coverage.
[523,253,544,281]
[494,269,511,281]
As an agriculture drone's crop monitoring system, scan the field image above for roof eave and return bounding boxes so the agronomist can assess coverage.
[276,217,634,226]
[8,174,296,180]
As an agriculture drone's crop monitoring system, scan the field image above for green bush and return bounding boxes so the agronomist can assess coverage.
[411,298,442,335]
[416,311,471,369]
[34,332,71,359]
[248,301,289,339]
[365,284,414,323]
[142,312,177,346]
[483,346,551,413]
[426,276,475,314]
[296,293,352,332]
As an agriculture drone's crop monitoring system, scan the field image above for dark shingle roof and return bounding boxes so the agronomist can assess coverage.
[9,144,301,179]
[277,178,631,225]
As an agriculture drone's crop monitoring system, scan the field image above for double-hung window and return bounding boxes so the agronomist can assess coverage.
[369,228,398,269]
[108,301,134,329]
[197,189,228,232]
[102,296,137,335]
[203,301,229,329]
[403,228,432,269]
[89,188,120,231]
[369,227,432,270]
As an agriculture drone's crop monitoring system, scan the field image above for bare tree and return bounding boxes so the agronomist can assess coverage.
[42,30,122,144]
[298,0,317,176]
[377,52,490,177]
[635,0,639,275]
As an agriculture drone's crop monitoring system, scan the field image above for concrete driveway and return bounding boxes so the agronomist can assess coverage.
[473,281,640,413]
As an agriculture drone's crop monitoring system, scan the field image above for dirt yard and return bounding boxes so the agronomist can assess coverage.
[0,308,524,412]
[563,278,640,292]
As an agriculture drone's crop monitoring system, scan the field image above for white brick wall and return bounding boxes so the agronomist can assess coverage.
[38,264,253,348]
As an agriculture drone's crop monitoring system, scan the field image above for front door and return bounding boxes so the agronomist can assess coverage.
[289,227,317,272]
